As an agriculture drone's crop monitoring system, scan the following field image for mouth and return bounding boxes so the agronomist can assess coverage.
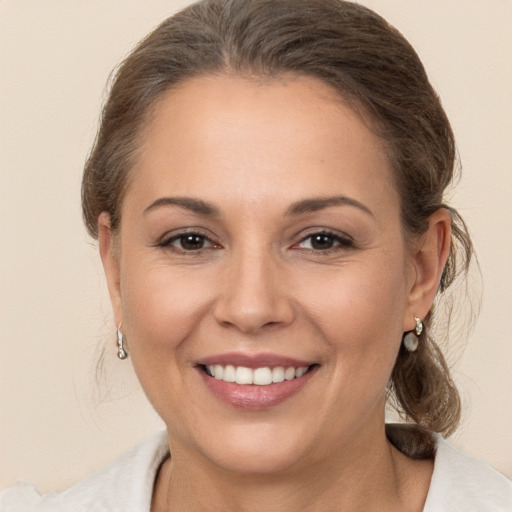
[200,363,317,385]
[195,355,319,409]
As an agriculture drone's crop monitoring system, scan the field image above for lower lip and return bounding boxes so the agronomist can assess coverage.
[198,367,317,409]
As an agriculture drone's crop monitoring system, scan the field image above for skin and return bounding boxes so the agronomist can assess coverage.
[99,74,451,511]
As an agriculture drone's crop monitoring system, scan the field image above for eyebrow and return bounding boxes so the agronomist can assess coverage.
[143,197,220,216]
[285,196,375,218]
[143,195,374,218]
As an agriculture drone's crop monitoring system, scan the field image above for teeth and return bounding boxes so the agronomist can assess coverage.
[272,367,285,383]
[284,367,296,381]
[223,364,236,383]
[214,364,224,380]
[254,367,272,385]
[235,366,253,385]
[295,367,307,378]
[206,365,310,385]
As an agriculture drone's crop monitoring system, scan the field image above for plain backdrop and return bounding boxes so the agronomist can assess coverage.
[1,0,511,492]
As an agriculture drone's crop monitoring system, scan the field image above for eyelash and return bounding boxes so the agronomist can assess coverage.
[158,230,219,253]
[295,230,355,253]
[158,229,354,254]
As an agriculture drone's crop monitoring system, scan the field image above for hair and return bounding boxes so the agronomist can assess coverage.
[82,0,473,452]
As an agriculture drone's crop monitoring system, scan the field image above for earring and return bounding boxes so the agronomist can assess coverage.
[403,316,423,352]
[117,323,128,360]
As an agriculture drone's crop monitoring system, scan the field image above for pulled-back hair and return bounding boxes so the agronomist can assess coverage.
[82,0,473,447]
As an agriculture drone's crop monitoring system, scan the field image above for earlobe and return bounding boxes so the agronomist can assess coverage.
[98,212,123,326]
[404,208,452,331]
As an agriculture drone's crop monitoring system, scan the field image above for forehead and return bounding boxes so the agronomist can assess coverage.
[127,73,398,217]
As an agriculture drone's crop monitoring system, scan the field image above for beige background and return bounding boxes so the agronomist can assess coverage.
[1,0,511,492]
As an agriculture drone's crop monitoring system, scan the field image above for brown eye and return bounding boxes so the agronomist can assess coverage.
[310,234,335,250]
[161,232,216,252]
[179,234,207,250]
[297,231,354,251]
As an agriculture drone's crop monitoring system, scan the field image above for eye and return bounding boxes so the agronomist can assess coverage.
[161,232,217,252]
[297,231,353,251]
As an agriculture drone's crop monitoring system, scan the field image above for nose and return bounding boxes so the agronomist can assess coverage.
[213,247,295,334]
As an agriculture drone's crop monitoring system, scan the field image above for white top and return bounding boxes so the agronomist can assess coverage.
[1,430,511,511]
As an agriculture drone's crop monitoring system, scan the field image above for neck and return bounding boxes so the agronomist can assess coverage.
[152,423,433,512]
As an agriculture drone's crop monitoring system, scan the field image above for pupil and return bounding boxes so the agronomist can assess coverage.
[181,235,204,250]
[312,234,333,249]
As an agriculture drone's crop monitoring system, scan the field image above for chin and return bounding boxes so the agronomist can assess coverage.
[191,423,311,476]
[207,446,304,476]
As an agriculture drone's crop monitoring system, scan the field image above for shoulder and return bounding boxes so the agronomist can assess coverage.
[386,423,512,511]
[0,431,169,512]
[424,435,512,511]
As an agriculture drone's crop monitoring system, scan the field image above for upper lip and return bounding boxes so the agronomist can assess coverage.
[195,352,316,369]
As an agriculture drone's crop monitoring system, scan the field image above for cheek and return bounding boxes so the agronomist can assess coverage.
[303,260,407,340]
[117,260,218,427]
[119,258,215,360]
[298,256,409,392]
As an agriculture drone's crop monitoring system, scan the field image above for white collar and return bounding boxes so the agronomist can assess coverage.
[3,429,511,511]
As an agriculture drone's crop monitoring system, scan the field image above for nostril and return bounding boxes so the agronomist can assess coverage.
[213,298,295,334]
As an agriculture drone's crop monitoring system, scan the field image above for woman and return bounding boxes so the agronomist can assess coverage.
[2,0,511,510]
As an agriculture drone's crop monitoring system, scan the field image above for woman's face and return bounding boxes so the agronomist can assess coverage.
[102,74,427,473]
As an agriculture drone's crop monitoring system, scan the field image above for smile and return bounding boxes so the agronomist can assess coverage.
[196,354,319,409]
[204,364,311,385]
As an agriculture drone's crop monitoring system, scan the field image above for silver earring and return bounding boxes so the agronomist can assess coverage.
[117,323,128,360]
[403,316,423,352]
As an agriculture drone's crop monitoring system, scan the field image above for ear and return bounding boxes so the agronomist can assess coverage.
[98,212,123,327]
[403,208,451,331]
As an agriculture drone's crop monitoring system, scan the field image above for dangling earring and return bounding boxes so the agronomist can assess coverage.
[117,323,128,360]
[403,316,423,352]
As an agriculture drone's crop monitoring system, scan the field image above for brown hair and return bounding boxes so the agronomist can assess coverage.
[82,0,472,444]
